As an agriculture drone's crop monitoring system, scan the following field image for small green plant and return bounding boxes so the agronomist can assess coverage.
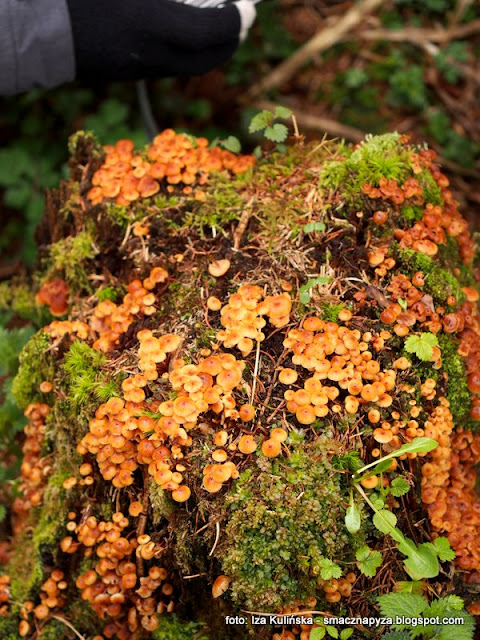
[345,438,456,580]
[377,592,475,639]
[311,626,354,640]
[299,277,331,305]
[404,332,438,361]
[248,105,293,143]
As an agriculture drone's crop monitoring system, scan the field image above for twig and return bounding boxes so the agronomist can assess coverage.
[250,339,262,404]
[359,19,480,44]
[233,197,254,250]
[51,615,87,640]
[208,521,221,557]
[248,0,385,97]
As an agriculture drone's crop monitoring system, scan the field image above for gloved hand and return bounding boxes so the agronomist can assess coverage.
[66,0,257,82]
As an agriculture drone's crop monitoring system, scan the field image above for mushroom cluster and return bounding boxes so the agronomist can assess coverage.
[88,132,255,206]
[35,278,70,316]
[91,267,168,352]
[214,284,292,355]
[12,403,51,533]
[62,512,172,639]
[282,317,396,424]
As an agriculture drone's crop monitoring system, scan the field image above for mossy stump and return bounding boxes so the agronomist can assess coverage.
[0,130,480,640]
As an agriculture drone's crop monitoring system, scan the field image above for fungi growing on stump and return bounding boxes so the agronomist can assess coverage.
[0,130,479,639]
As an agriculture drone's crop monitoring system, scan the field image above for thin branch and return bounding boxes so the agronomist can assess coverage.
[248,0,385,97]
[51,615,87,640]
[360,18,480,44]
[208,521,221,557]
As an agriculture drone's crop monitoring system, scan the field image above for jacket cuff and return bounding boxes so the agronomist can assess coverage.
[0,0,75,95]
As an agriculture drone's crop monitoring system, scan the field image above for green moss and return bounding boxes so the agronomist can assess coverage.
[152,613,210,640]
[417,168,443,205]
[0,281,43,323]
[67,130,102,157]
[46,229,96,291]
[320,133,412,199]
[9,530,44,602]
[96,286,121,302]
[0,611,21,639]
[183,176,245,234]
[38,619,70,639]
[397,249,463,304]
[220,437,359,611]
[150,481,174,525]
[62,340,123,409]
[437,334,475,429]
[320,302,345,322]
[11,330,54,410]
[400,204,424,223]
[32,468,73,553]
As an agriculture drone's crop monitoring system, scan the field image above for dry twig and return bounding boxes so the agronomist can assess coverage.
[248,0,385,97]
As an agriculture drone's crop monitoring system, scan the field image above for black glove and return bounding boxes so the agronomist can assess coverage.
[66,0,256,82]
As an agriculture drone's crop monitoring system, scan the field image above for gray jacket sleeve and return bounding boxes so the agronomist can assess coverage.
[0,0,75,95]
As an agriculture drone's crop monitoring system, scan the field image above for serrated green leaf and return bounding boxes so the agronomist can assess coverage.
[249,110,272,133]
[377,592,427,622]
[391,477,411,497]
[325,627,338,638]
[310,627,326,640]
[356,545,383,578]
[264,123,289,143]
[319,557,342,580]
[373,509,397,534]
[404,333,438,361]
[345,491,361,534]
[340,630,353,640]
[274,105,293,119]
[432,537,456,562]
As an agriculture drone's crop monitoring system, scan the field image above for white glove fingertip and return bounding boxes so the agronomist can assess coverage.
[234,0,256,42]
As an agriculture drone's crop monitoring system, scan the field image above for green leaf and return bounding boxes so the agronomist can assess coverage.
[303,222,326,234]
[310,628,326,640]
[274,105,293,119]
[402,542,440,580]
[373,509,397,534]
[318,557,342,580]
[264,123,289,143]
[0,504,6,523]
[404,332,438,361]
[345,492,361,534]
[431,537,456,562]
[340,630,354,640]
[221,136,241,153]
[398,298,408,311]
[299,277,332,306]
[249,110,272,133]
[390,477,411,497]
[369,493,385,510]
[383,633,411,640]
[370,459,395,475]
[325,627,338,638]
[377,592,427,622]
[356,438,438,476]
[356,545,383,578]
